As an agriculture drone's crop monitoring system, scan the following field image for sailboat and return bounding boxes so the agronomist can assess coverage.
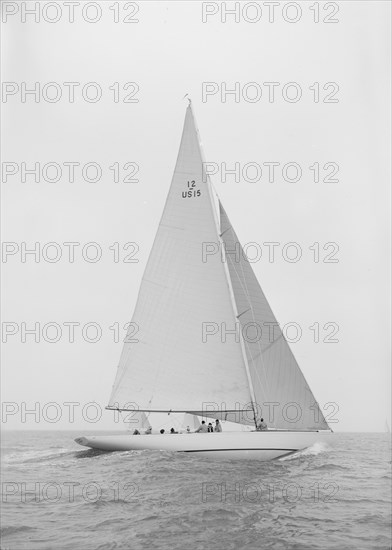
[75,102,332,460]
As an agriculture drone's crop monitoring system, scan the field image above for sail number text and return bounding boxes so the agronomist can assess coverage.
[182,180,201,199]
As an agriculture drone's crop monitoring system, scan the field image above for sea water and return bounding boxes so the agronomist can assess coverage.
[1,431,391,550]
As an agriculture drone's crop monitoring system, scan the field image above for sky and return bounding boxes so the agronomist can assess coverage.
[1,0,391,432]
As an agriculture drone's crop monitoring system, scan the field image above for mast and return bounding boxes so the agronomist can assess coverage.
[189,101,258,428]
[220,238,259,428]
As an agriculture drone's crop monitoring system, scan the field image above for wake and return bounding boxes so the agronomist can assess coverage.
[279,441,330,461]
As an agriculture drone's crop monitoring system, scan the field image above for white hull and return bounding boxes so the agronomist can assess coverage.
[75,431,331,460]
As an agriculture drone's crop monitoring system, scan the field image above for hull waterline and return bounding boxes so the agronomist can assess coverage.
[75,431,332,460]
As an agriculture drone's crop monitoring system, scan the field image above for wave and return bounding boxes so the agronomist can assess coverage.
[95,542,120,550]
[84,498,132,509]
[307,463,350,471]
[201,508,240,520]
[1,525,36,537]
[1,445,31,453]
[2,448,79,465]
[279,441,330,461]
[74,448,108,459]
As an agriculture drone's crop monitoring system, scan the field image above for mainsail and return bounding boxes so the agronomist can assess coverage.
[108,104,329,431]
[108,105,253,416]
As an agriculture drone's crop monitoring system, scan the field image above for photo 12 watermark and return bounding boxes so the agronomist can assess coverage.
[202,241,340,264]
[1,82,140,103]
[202,81,340,103]
[1,321,140,344]
[201,2,340,24]
[201,480,339,504]
[2,162,139,184]
[1,2,140,24]
[1,242,140,263]
[201,320,340,345]
[200,400,339,426]
[1,401,146,425]
[2,481,139,504]
[202,161,340,184]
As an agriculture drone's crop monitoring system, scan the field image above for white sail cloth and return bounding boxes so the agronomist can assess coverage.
[108,105,253,415]
[219,204,329,430]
